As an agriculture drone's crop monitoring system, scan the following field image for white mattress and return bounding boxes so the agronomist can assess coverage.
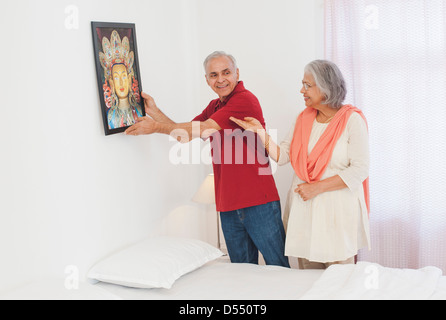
[95,259,324,300]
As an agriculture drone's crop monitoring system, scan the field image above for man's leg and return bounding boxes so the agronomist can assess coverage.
[243,201,290,268]
[220,210,259,264]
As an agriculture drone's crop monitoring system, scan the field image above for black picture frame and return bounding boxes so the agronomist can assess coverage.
[92,22,145,136]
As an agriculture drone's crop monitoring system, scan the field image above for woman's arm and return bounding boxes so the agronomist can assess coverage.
[296,113,369,201]
[295,176,347,201]
[337,113,370,191]
[229,117,281,162]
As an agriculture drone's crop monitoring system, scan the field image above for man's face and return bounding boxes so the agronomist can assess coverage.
[205,56,240,101]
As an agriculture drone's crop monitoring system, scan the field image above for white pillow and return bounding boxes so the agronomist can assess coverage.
[87,237,223,289]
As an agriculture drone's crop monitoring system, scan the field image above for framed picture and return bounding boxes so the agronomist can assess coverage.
[92,22,145,135]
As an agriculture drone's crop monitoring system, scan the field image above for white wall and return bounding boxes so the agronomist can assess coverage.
[0,0,323,293]
[0,0,207,294]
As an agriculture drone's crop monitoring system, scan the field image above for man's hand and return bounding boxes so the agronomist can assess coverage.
[125,116,158,136]
[142,92,157,115]
[141,92,175,124]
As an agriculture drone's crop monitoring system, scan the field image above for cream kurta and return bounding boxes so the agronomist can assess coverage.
[279,112,371,263]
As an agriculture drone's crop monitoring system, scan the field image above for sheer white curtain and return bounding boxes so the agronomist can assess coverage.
[325,0,446,271]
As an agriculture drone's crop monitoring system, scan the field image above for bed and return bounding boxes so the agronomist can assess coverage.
[2,236,446,300]
[94,259,322,300]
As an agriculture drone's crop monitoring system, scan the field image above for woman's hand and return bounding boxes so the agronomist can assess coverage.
[230,117,264,133]
[295,176,348,201]
[231,116,282,163]
[295,183,322,201]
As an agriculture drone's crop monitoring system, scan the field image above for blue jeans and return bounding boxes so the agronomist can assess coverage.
[220,201,290,268]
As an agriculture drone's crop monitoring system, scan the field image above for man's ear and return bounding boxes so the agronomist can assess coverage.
[236,68,240,81]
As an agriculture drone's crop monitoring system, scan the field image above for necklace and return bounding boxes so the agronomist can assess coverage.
[318,115,335,123]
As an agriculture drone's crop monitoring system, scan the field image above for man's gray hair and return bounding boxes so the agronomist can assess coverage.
[203,51,238,73]
[305,60,347,109]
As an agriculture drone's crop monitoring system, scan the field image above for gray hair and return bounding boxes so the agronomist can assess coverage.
[203,51,238,73]
[304,60,347,109]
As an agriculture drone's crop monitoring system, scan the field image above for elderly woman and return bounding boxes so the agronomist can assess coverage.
[230,60,370,269]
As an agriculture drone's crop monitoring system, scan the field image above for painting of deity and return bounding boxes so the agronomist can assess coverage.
[92,22,144,135]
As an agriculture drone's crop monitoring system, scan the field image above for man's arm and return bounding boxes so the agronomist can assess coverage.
[125,117,221,143]
[142,93,175,124]
[126,92,221,141]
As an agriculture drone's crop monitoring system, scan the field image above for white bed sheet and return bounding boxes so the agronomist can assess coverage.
[431,277,446,300]
[94,258,324,300]
[0,278,121,300]
[3,260,445,300]
[300,262,446,300]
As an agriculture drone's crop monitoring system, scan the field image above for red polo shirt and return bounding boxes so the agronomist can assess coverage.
[193,81,280,212]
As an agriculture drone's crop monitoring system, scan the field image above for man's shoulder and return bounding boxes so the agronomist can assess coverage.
[231,86,260,106]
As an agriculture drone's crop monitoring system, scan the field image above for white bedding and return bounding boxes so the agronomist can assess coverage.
[0,278,121,300]
[3,260,446,300]
[95,258,323,300]
[300,262,446,300]
[0,259,322,300]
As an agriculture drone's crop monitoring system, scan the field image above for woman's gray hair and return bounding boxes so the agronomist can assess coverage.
[203,51,238,73]
[305,60,347,109]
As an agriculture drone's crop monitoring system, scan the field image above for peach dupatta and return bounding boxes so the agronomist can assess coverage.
[289,105,370,214]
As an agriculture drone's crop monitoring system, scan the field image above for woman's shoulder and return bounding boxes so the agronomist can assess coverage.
[346,109,368,132]
[348,111,364,122]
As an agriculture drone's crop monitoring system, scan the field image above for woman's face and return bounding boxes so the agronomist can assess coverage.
[300,73,324,108]
[112,64,129,99]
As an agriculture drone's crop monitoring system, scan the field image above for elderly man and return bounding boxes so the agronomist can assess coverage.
[125,51,289,268]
